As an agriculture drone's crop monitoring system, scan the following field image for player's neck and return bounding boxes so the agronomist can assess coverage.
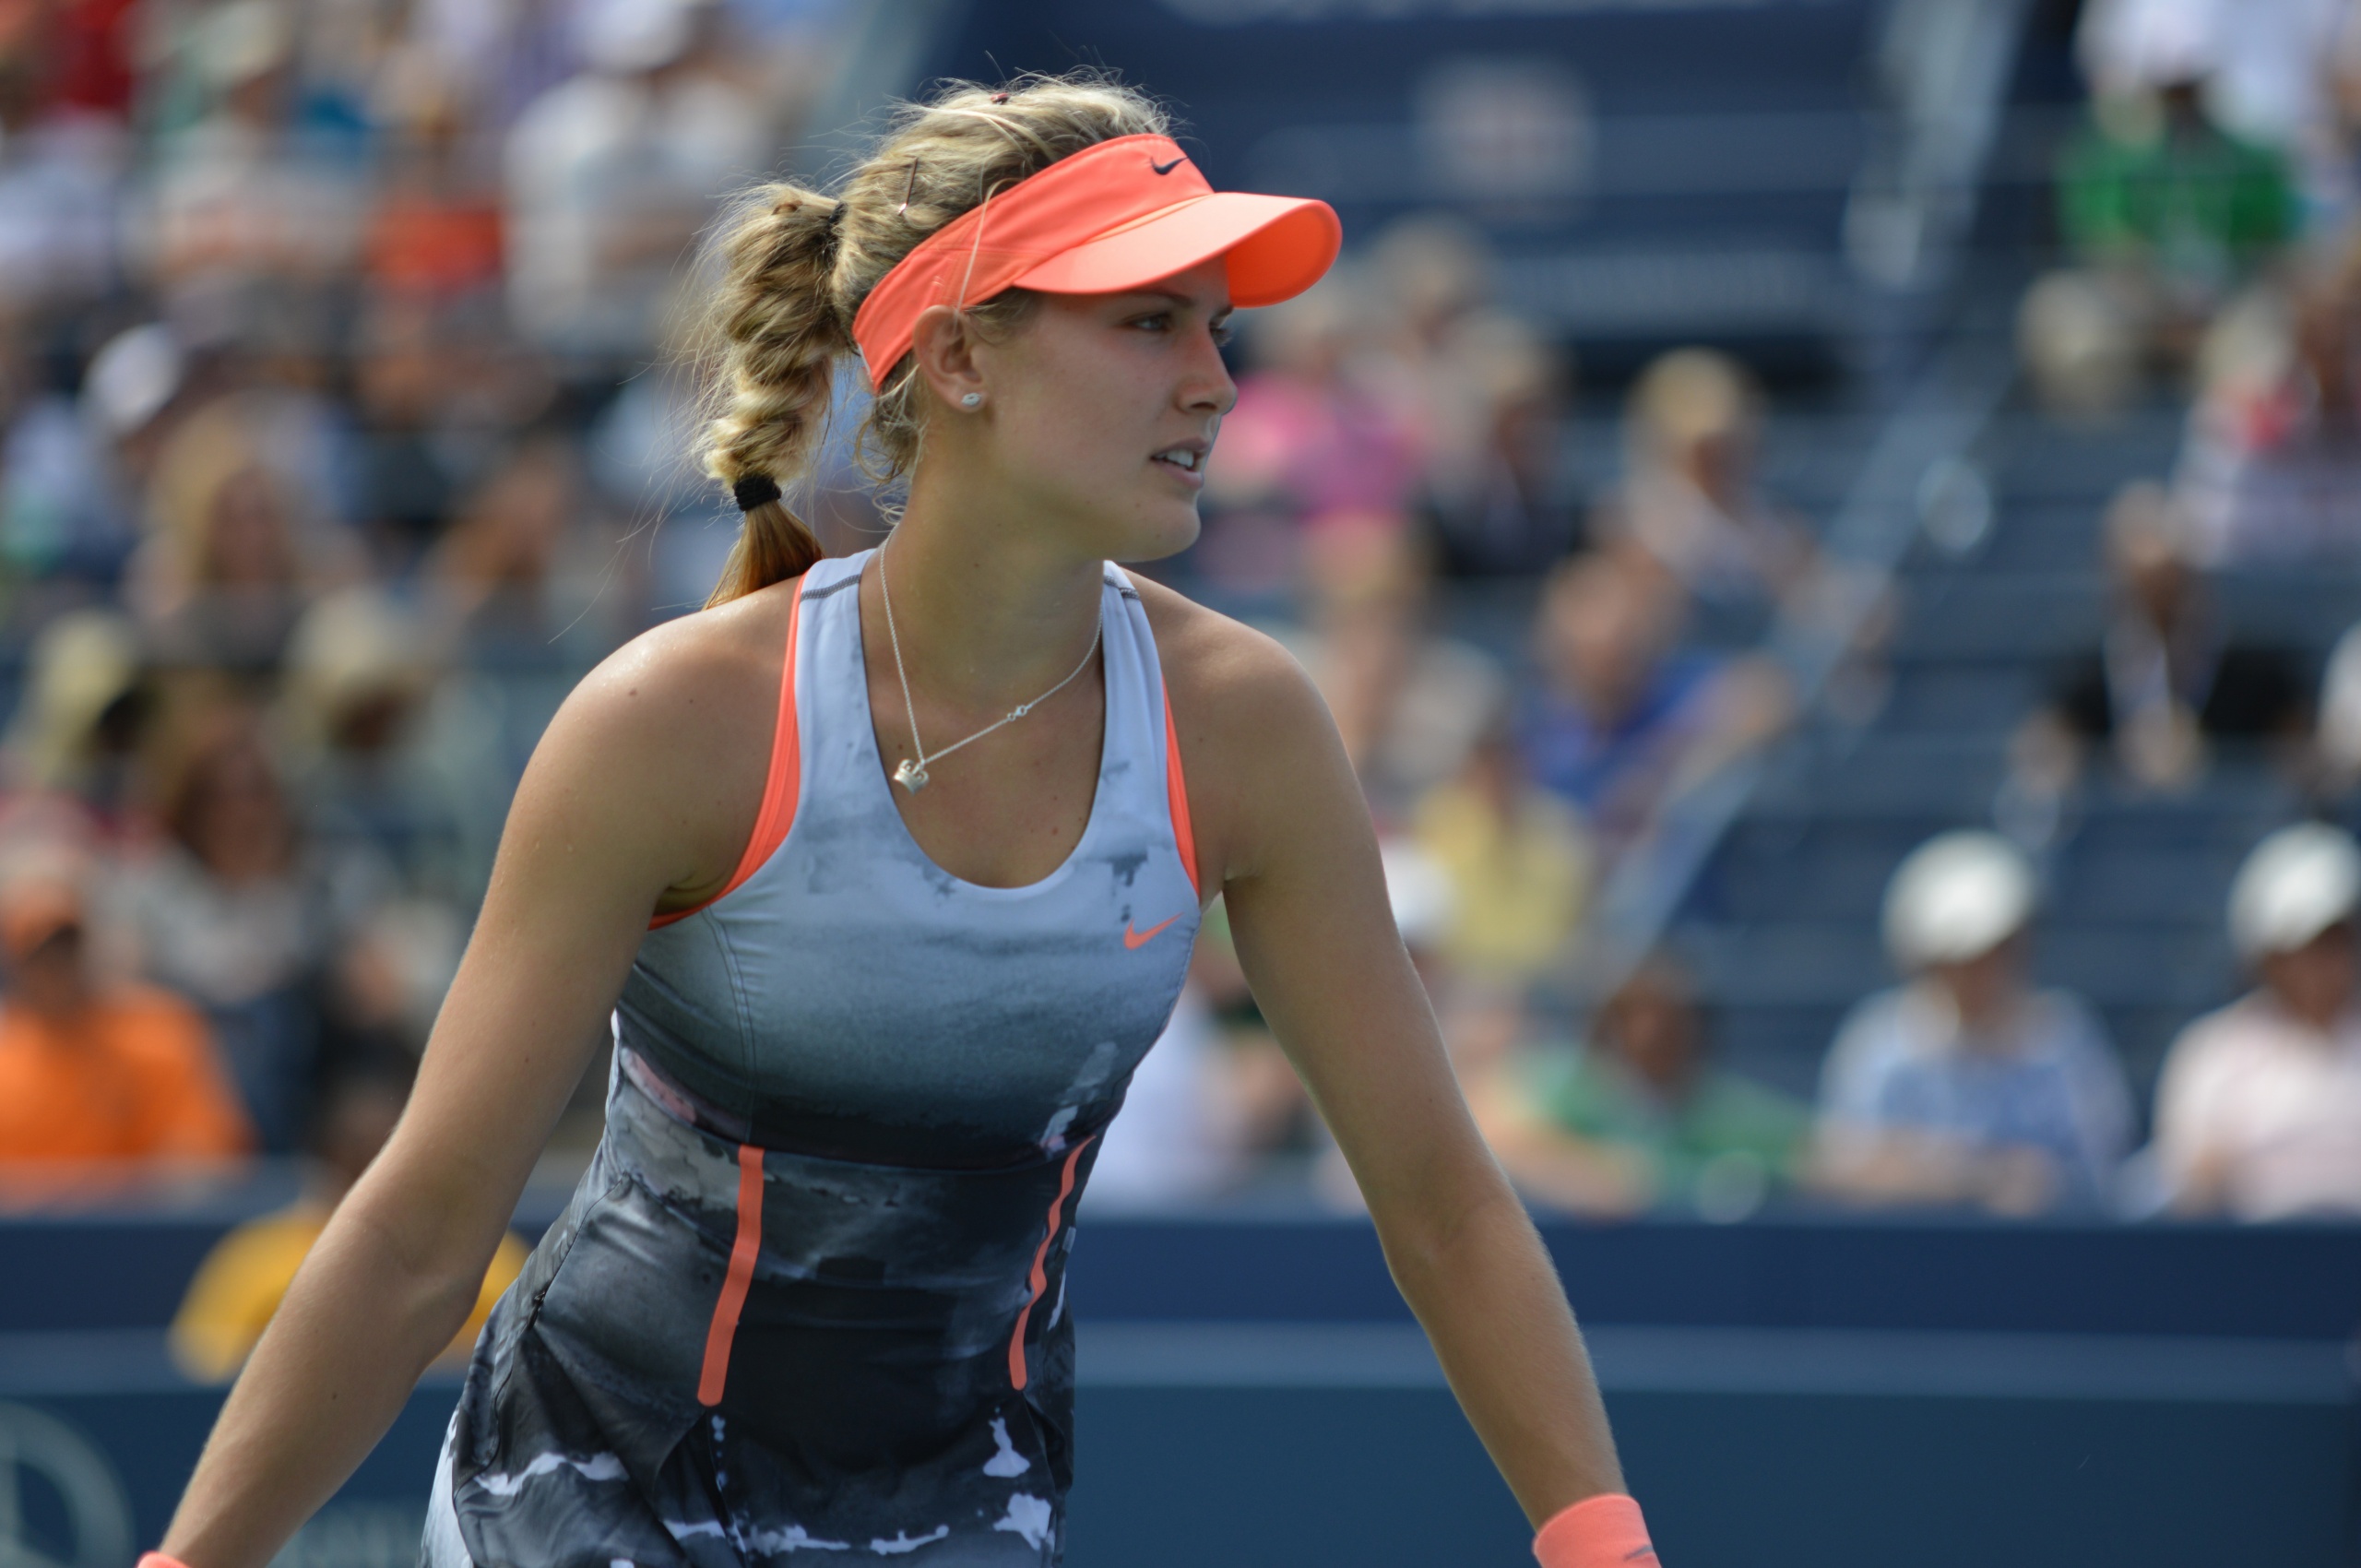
[876,491,1105,714]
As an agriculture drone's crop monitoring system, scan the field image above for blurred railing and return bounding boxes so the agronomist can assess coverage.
[1583,331,2019,999]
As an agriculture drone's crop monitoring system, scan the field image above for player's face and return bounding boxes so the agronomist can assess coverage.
[972,257,1238,563]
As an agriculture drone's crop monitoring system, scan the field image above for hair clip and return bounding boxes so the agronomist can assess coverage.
[955,184,1000,314]
[991,92,1010,103]
[897,160,919,216]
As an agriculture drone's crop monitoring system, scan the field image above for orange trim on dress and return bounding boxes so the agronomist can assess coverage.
[1161,681,1199,898]
[1007,1134,1094,1392]
[651,576,806,930]
[697,1142,766,1407]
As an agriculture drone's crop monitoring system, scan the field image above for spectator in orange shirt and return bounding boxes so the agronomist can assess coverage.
[0,854,253,1170]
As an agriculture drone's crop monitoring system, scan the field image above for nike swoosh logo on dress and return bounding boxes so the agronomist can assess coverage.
[1150,156,1186,175]
[1122,915,1180,949]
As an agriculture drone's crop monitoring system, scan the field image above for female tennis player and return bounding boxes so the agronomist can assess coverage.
[145,75,1655,1568]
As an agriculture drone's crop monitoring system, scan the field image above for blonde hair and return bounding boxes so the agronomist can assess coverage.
[693,71,1171,607]
[1627,347,1757,464]
[144,398,289,583]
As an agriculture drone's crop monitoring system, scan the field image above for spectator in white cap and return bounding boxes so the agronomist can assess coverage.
[502,0,770,362]
[1,322,189,584]
[1812,831,2133,1215]
[2149,822,2361,1218]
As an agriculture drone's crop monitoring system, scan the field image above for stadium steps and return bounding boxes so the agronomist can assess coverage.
[1670,401,2348,1115]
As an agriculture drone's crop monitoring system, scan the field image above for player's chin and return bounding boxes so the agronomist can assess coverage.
[1113,499,1203,564]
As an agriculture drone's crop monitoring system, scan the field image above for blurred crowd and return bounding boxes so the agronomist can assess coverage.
[1840,0,2361,1226]
[0,0,846,1208]
[1094,0,2361,1228]
[0,0,1820,1233]
[1109,814,2361,1227]
[1091,220,1838,1218]
[3,0,2359,1277]
[2023,0,2361,570]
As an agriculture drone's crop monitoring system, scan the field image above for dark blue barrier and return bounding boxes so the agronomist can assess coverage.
[0,1206,2355,1565]
[14,1198,2360,1339]
[1071,1214,2361,1339]
[0,1324,2347,1567]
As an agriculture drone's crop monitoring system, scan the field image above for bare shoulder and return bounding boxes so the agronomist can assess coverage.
[562,580,790,753]
[516,578,796,896]
[1129,574,1351,885]
[1129,573,1326,733]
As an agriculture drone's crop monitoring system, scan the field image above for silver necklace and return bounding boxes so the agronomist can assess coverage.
[876,541,1102,794]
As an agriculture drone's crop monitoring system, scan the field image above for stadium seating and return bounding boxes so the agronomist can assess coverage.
[926,0,1891,361]
[1679,400,2355,1109]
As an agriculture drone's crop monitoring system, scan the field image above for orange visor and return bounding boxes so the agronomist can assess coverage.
[851,133,1341,386]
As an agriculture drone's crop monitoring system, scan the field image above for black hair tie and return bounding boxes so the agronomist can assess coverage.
[732,474,782,512]
[825,201,845,231]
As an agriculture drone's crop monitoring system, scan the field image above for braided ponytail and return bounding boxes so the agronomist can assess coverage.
[698,187,841,607]
[693,71,1170,606]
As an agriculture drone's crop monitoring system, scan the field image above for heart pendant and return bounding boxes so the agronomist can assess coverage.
[894,757,930,793]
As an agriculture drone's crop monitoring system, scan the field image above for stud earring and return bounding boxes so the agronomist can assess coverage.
[960,392,983,410]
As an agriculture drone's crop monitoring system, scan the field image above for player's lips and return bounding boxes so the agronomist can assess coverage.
[1150,439,1209,487]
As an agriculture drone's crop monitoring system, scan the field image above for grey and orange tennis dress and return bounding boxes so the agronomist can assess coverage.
[424,549,1204,1566]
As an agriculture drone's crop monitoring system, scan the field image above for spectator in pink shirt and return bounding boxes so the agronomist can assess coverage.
[2153,823,2361,1218]
[1208,277,1427,545]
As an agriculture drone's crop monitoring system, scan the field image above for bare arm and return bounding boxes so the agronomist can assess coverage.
[159,595,785,1568]
[1180,623,1626,1526]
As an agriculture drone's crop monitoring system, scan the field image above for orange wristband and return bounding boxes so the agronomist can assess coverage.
[1534,1493,1657,1567]
[139,1554,196,1568]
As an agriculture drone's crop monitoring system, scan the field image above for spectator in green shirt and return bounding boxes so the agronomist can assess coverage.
[2025,74,2298,416]
[2058,83,2295,290]
[1474,956,1809,1220]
